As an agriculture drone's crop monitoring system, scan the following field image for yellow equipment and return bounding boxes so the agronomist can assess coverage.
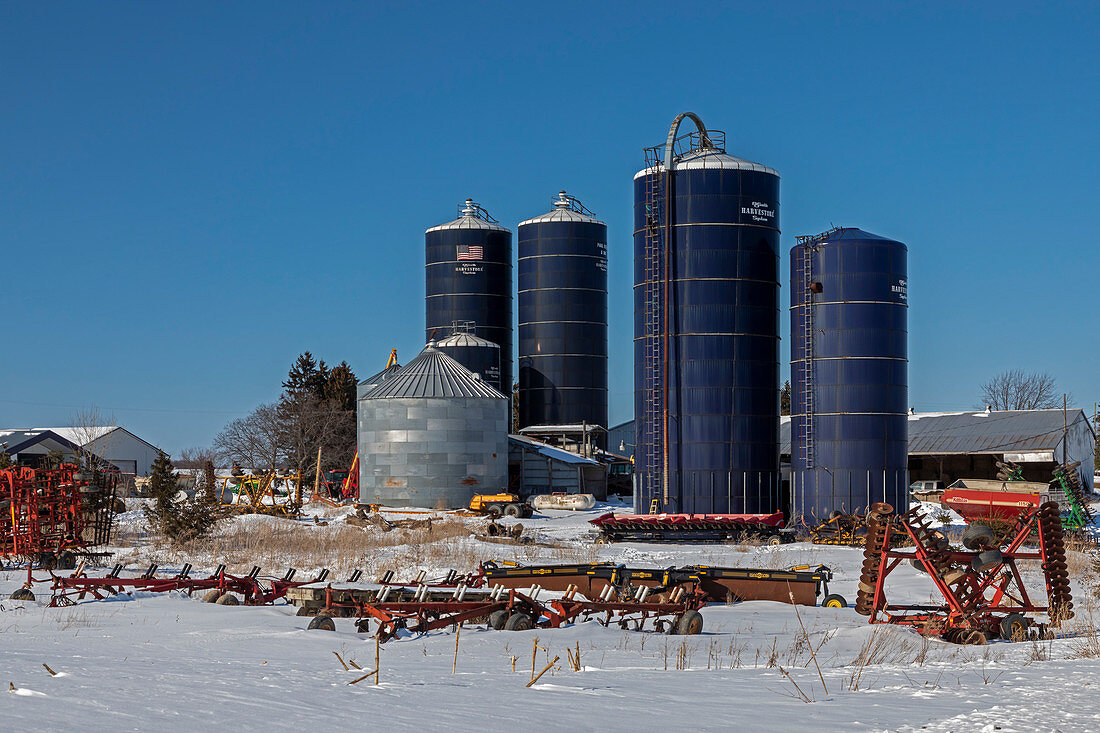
[220,472,303,517]
[468,493,533,519]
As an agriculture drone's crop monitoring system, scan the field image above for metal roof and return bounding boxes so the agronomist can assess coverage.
[434,332,499,349]
[361,345,506,400]
[425,198,509,233]
[0,429,86,455]
[357,363,402,388]
[634,149,779,180]
[519,424,607,434]
[508,434,601,465]
[518,191,604,227]
[778,409,1094,456]
[796,226,905,248]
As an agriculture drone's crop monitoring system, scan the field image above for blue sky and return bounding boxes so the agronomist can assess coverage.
[2,2,1097,455]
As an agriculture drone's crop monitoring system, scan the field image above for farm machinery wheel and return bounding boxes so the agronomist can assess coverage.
[674,610,704,635]
[504,612,534,631]
[215,593,240,606]
[202,589,222,603]
[308,614,336,631]
[10,587,35,601]
[999,613,1029,641]
[822,594,847,608]
[488,610,509,630]
[961,524,996,551]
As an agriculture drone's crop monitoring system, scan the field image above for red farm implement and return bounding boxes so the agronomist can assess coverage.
[304,581,706,640]
[590,511,790,544]
[8,562,331,606]
[1,464,119,569]
[856,501,1072,644]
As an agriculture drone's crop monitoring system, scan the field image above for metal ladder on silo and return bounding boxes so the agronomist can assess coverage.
[799,243,816,469]
[641,149,664,507]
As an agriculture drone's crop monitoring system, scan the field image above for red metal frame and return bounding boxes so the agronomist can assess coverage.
[42,563,327,607]
[863,504,1070,640]
[319,584,706,642]
[1,464,118,564]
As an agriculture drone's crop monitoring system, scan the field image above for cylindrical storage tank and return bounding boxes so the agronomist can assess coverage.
[517,191,608,434]
[633,113,781,514]
[789,227,908,518]
[358,345,509,509]
[426,199,513,395]
[434,327,502,393]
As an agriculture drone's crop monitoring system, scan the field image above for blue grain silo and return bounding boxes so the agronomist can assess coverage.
[633,113,781,514]
[517,192,608,433]
[426,199,513,396]
[790,227,909,519]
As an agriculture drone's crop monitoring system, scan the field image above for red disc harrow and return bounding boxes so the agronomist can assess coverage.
[856,501,1073,644]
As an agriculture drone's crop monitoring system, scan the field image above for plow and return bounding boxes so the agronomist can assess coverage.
[1,464,120,569]
[856,501,1072,644]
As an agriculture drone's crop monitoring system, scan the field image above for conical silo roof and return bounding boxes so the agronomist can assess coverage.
[425,198,509,233]
[362,345,506,400]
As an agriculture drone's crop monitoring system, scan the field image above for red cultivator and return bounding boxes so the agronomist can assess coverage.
[305,581,706,641]
[856,501,1073,644]
[11,563,331,606]
[1,464,119,568]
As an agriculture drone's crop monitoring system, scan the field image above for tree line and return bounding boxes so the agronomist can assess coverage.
[181,352,360,480]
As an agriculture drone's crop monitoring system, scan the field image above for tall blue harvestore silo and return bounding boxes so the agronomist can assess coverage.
[790,227,908,518]
[517,191,608,433]
[426,199,513,395]
[634,113,781,514]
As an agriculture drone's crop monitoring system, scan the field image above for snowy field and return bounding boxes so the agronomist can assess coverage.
[4,502,1100,732]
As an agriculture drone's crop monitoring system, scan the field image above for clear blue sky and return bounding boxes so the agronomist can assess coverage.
[2,2,1097,456]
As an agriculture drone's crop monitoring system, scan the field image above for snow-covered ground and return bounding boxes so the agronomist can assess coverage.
[4,502,1100,731]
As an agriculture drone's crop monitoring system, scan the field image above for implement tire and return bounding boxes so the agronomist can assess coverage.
[10,587,34,602]
[504,613,533,631]
[488,610,509,630]
[999,613,1029,642]
[504,504,522,518]
[674,610,703,635]
[308,614,336,631]
[962,524,996,551]
[215,593,240,606]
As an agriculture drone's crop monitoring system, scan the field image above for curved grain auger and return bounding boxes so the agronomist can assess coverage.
[1037,501,1074,621]
[855,502,893,616]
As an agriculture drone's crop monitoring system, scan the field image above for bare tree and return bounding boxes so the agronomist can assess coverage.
[175,446,222,470]
[978,369,1062,410]
[278,391,353,480]
[212,403,282,471]
[68,405,120,470]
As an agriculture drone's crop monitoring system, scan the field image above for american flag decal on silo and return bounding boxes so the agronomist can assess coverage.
[457,245,483,261]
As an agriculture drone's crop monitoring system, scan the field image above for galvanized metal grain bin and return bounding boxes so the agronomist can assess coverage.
[358,345,509,509]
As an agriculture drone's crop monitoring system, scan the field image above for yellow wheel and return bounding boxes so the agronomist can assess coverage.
[822,593,847,608]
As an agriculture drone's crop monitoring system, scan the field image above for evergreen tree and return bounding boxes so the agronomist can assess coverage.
[323,361,358,412]
[145,451,225,546]
[147,451,177,503]
[780,380,792,416]
[283,352,329,400]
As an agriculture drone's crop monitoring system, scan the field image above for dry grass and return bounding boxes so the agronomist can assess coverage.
[114,514,597,579]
